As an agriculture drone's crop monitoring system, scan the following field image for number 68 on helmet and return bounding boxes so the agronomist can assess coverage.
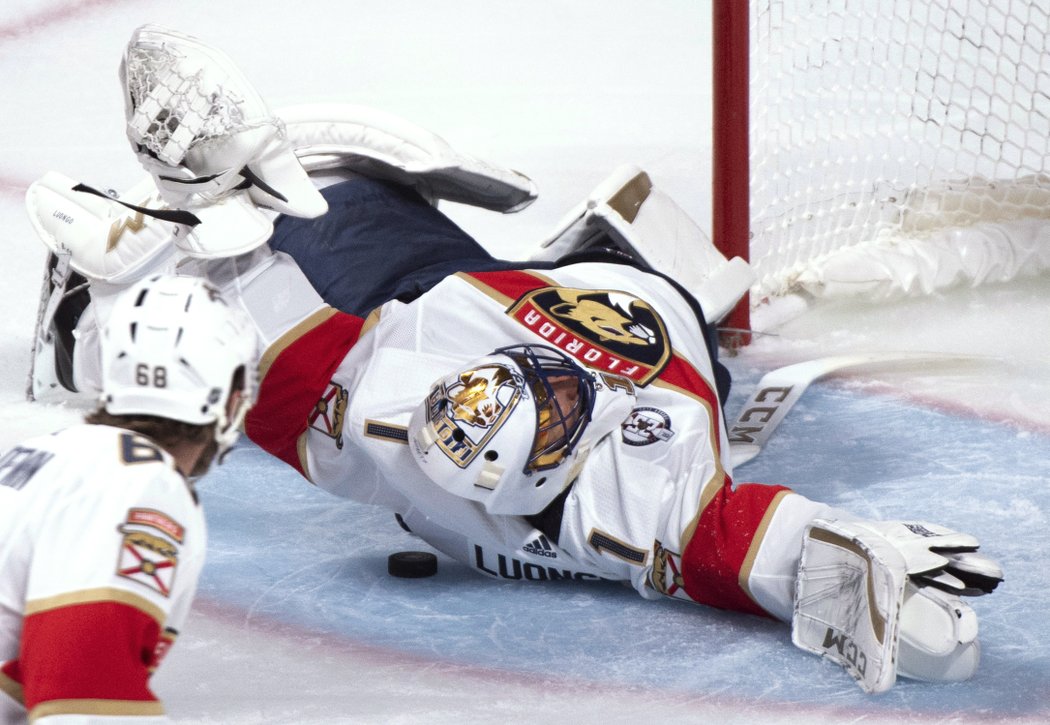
[100,274,258,454]
[408,344,635,515]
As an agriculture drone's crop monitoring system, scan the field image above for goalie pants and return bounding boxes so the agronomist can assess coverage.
[268,176,520,317]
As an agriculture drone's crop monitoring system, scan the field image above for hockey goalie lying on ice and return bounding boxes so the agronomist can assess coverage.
[20,24,1003,700]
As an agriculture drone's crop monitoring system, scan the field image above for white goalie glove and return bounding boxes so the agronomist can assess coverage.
[791,518,1003,694]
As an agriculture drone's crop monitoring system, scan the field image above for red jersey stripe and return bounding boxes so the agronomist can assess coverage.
[680,482,793,617]
[461,269,554,303]
[247,309,366,474]
[15,600,163,711]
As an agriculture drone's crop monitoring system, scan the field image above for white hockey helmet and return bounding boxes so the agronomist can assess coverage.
[119,25,327,221]
[408,344,635,515]
[100,274,257,451]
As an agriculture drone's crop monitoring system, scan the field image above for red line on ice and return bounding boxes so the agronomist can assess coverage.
[0,0,133,41]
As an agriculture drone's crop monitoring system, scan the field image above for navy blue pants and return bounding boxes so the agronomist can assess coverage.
[268,176,731,403]
[269,177,519,317]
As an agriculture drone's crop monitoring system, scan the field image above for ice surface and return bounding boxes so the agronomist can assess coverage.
[1,2,1048,723]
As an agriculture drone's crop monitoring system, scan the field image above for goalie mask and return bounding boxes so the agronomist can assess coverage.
[408,345,634,515]
[119,25,326,226]
[101,274,258,453]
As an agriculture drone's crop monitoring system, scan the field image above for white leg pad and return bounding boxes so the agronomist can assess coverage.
[71,299,103,394]
[25,171,178,283]
[530,165,753,322]
[279,103,537,213]
[187,250,327,350]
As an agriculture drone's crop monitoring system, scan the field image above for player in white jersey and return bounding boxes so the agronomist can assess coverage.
[242,252,782,604]
[0,275,256,724]
[227,222,1003,694]
[21,24,1004,695]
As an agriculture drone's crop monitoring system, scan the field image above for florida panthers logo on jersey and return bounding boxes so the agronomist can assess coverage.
[649,539,691,601]
[425,362,526,468]
[507,287,671,386]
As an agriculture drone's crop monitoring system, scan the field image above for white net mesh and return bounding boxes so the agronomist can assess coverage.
[749,0,1050,298]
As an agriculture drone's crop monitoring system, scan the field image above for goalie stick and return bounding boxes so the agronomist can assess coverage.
[727,352,987,468]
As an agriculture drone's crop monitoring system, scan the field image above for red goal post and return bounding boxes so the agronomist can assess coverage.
[713,1,1050,340]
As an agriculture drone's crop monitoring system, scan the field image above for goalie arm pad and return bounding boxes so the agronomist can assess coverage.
[791,518,1004,694]
[278,103,537,213]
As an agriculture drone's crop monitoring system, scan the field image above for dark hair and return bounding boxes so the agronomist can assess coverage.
[86,366,245,447]
[85,408,216,449]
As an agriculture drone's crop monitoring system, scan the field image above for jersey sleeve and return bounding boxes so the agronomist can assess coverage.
[1,432,205,723]
[246,306,367,477]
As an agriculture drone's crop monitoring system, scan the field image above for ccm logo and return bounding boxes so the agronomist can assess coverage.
[823,627,868,676]
[728,386,792,444]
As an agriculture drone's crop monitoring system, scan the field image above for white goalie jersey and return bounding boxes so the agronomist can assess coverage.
[243,256,811,617]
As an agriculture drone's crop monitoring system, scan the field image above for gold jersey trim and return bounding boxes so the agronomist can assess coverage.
[0,670,23,706]
[30,697,165,723]
[650,374,714,407]
[361,306,383,336]
[24,587,166,628]
[678,462,727,554]
[651,375,723,455]
[296,432,313,483]
[258,306,340,382]
[736,488,793,606]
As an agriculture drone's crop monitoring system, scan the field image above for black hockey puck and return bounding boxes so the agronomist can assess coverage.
[387,551,438,578]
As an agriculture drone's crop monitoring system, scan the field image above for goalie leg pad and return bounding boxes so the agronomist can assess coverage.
[280,102,537,213]
[26,171,178,284]
[529,164,753,322]
[792,518,908,694]
[27,252,90,398]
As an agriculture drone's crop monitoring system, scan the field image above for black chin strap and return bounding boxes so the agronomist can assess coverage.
[239,165,288,203]
[72,183,202,227]
[152,164,290,205]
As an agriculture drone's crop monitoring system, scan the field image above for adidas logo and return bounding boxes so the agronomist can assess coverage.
[523,535,557,559]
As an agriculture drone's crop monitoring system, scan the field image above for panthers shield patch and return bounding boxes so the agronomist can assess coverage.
[507,287,671,385]
[116,509,183,597]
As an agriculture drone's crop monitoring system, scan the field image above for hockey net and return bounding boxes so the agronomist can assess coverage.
[720,1,1050,308]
